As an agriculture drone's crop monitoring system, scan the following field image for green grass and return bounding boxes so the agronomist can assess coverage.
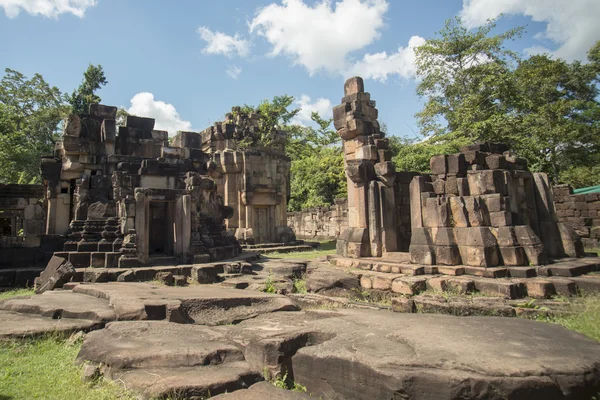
[540,293,600,342]
[266,240,336,260]
[0,288,34,300]
[0,335,137,400]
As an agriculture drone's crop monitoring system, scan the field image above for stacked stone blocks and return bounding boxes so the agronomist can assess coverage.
[409,143,584,268]
[553,184,600,248]
[335,77,399,258]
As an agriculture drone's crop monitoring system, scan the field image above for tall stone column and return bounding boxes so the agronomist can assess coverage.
[334,77,398,258]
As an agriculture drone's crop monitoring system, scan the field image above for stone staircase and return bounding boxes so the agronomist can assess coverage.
[241,240,319,254]
[330,253,600,301]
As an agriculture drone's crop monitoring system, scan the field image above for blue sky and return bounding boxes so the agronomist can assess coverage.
[1,0,598,138]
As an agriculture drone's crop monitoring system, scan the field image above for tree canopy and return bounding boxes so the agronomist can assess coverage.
[400,17,600,187]
[236,96,346,211]
[68,64,107,115]
[0,69,69,183]
[0,65,107,184]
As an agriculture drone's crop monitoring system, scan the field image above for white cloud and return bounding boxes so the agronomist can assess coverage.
[197,26,250,58]
[0,0,96,18]
[226,65,242,79]
[250,0,389,75]
[291,95,333,126]
[348,35,426,81]
[460,0,600,60]
[127,93,192,136]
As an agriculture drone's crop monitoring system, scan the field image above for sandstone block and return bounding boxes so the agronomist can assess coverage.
[485,154,507,170]
[89,103,117,119]
[35,256,75,294]
[525,279,556,299]
[360,275,373,289]
[426,277,448,292]
[409,244,435,265]
[390,298,416,314]
[430,155,448,175]
[344,76,364,95]
[435,246,462,265]
[489,211,512,227]
[391,277,427,295]
[447,154,466,175]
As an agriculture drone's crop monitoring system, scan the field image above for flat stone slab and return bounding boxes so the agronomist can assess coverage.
[75,309,600,399]
[212,382,312,399]
[78,321,244,369]
[0,310,102,338]
[108,362,261,400]
[219,310,600,400]
[71,282,298,325]
[0,291,116,322]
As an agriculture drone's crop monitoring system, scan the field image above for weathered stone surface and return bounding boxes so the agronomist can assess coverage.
[35,256,75,294]
[212,382,312,399]
[0,309,102,338]
[304,266,359,293]
[225,310,600,400]
[71,282,298,325]
[0,290,115,322]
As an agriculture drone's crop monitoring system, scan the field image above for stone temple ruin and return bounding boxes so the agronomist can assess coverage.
[334,76,584,269]
[41,104,240,269]
[2,77,600,400]
[199,107,296,244]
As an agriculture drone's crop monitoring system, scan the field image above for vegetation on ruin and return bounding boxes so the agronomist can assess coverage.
[0,335,137,400]
[266,369,308,393]
[0,64,107,184]
[68,64,108,115]
[236,95,346,211]
[402,17,600,187]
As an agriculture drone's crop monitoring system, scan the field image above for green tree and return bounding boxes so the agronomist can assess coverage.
[512,51,600,182]
[236,95,346,210]
[413,17,600,185]
[415,17,523,141]
[287,112,345,211]
[236,95,300,147]
[68,64,107,114]
[0,68,69,183]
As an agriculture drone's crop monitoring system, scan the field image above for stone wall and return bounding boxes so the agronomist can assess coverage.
[287,199,348,240]
[553,184,600,248]
[0,184,46,248]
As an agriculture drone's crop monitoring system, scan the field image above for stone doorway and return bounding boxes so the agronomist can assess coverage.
[254,207,270,243]
[149,201,173,256]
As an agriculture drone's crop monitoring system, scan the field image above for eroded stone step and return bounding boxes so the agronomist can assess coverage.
[71,282,299,325]
[0,290,116,321]
[108,362,262,400]
[212,381,312,399]
[78,321,245,369]
[253,245,316,254]
[356,271,590,300]
[0,309,103,338]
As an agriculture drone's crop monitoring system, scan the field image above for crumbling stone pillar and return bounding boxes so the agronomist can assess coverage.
[335,77,398,258]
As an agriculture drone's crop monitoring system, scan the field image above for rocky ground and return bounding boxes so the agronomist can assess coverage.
[1,254,600,399]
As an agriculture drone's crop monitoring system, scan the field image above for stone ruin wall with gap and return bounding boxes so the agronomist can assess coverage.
[333,76,584,265]
[287,199,348,240]
[553,184,600,248]
[287,171,415,245]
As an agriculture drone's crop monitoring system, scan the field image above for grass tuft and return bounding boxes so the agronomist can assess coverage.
[0,288,35,300]
[538,293,600,342]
